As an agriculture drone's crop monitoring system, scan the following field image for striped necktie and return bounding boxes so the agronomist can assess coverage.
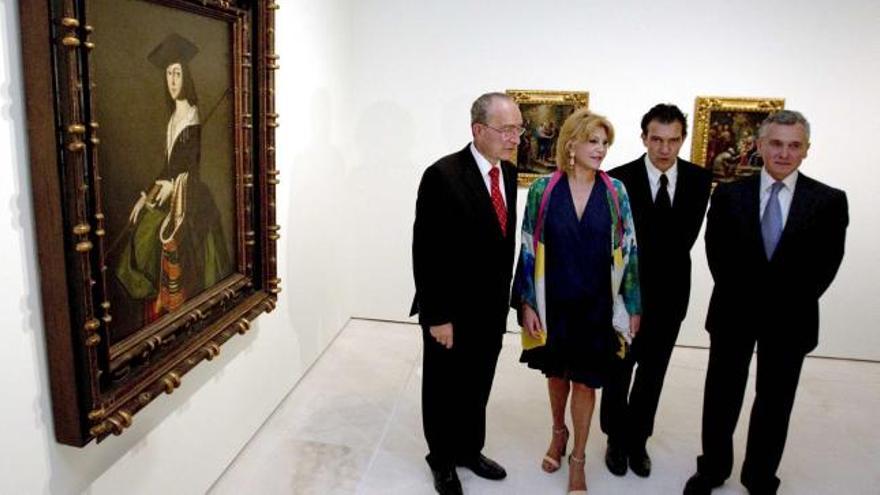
[489,167,507,235]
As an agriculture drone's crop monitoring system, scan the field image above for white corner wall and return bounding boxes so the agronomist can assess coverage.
[2,0,879,492]
[346,0,880,361]
[0,0,354,493]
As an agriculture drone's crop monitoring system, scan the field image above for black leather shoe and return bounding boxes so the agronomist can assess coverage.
[457,454,507,480]
[628,448,651,477]
[605,442,628,476]
[428,465,463,495]
[742,477,779,495]
[744,487,777,495]
[683,473,720,495]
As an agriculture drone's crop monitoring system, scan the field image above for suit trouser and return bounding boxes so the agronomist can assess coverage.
[697,330,806,493]
[421,323,503,469]
[600,315,682,449]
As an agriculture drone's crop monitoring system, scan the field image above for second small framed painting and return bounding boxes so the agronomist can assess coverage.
[691,96,785,183]
[506,89,589,187]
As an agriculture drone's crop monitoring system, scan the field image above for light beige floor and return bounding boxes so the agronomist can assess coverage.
[210,319,880,494]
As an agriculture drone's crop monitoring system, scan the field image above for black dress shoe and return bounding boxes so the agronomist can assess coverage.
[604,442,628,476]
[457,454,507,480]
[683,473,720,495]
[429,465,463,495]
[742,478,779,495]
[628,448,651,477]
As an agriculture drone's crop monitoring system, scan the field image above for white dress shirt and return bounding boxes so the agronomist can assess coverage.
[470,142,507,205]
[644,155,678,204]
[759,168,798,228]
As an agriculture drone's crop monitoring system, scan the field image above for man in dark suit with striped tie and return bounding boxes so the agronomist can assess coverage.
[600,104,713,478]
[684,110,848,495]
[411,92,522,494]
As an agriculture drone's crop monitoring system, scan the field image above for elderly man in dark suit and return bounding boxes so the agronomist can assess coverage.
[411,92,522,495]
[600,104,713,478]
[684,110,848,495]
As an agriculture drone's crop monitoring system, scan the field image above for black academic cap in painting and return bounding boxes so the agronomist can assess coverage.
[148,33,198,69]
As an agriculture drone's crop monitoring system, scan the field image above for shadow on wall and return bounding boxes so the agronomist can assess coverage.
[285,87,351,366]
[352,99,416,176]
[348,100,418,319]
[0,1,110,491]
[0,1,70,492]
[439,93,474,152]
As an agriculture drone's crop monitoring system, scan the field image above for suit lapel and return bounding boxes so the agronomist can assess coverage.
[502,163,517,237]
[775,174,815,255]
[742,176,765,258]
[458,146,505,236]
[672,163,692,215]
[630,160,654,212]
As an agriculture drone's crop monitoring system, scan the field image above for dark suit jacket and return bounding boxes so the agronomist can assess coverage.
[609,156,712,323]
[705,173,848,353]
[411,145,518,332]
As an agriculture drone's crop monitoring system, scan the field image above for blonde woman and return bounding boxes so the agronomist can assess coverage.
[512,109,641,494]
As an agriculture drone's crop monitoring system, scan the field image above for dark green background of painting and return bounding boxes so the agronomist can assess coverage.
[91,0,236,342]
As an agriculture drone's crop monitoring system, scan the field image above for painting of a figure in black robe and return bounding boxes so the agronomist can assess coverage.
[95,0,236,341]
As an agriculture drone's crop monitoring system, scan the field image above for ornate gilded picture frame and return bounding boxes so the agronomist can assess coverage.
[506,89,589,187]
[690,96,785,183]
[20,0,280,446]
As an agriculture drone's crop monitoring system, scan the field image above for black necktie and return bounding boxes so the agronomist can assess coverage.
[655,173,671,210]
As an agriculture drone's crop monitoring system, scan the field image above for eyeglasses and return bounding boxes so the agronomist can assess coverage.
[481,124,526,138]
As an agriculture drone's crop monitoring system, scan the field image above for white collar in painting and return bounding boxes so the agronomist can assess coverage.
[166,102,200,159]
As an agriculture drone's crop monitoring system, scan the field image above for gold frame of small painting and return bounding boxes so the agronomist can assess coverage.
[506,89,589,187]
[690,96,785,183]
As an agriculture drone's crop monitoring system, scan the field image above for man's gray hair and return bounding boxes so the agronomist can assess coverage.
[471,92,513,125]
[759,110,811,140]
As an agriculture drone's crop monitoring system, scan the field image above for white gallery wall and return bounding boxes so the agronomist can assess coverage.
[0,0,353,493]
[345,0,880,361]
[0,0,878,493]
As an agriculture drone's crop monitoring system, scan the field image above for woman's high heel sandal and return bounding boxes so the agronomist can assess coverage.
[567,454,587,494]
[541,425,570,473]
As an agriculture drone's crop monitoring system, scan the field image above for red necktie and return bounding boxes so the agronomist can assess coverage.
[489,167,507,235]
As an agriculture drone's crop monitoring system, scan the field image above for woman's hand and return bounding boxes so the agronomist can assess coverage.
[128,192,147,224]
[522,304,543,339]
[154,179,174,207]
[629,314,642,338]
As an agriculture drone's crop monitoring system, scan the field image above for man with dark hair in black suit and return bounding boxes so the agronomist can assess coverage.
[684,110,848,495]
[600,103,713,478]
[411,92,522,495]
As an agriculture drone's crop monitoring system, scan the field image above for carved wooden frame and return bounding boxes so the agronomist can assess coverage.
[690,96,785,183]
[19,0,280,446]
[505,89,589,187]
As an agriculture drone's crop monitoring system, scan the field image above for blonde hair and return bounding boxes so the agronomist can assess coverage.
[555,108,615,174]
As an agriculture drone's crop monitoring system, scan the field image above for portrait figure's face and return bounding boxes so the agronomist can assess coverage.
[757,122,810,181]
[570,127,609,171]
[166,62,183,100]
[737,134,755,154]
[642,120,684,171]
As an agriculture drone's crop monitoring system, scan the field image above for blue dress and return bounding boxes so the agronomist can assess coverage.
[520,175,616,387]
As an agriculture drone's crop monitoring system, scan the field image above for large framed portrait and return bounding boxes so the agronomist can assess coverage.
[506,89,589,187]
[19,0,280,446]
[690,96,785,183]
